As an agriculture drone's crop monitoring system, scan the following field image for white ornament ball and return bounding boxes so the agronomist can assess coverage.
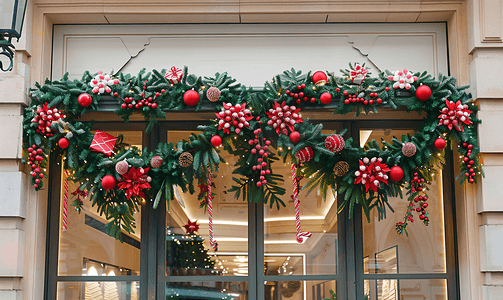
[115,160,129,175]
[150,155,163,169]
[207,86,221,102]
[402,142,417,157]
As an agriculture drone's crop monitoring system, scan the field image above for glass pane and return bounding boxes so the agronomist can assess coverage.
[57,281,139,300]
[58,131,143,276]
[265,280,337,300]
[166,131,248,277]
[362,129,446,274]
[264,130,339,276]
[166,281,248,300]
[364,279,447,300]
[0,0,15,30]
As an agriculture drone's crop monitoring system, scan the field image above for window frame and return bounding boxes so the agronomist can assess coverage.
[44,115,460,300]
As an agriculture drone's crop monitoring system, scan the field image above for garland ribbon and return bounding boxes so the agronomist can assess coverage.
[292,164,312,243]
[62,170,70,232]
[207,166,217,249]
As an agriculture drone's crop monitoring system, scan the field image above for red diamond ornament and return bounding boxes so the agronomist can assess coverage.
[90,130,117,156]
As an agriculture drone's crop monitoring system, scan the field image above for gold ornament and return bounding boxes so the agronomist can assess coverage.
[178,152,194,168]
[334,161,349,177]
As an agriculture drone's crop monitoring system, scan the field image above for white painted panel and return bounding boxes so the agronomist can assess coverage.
[52,24,447,87]
[0,172,27,218]
[64,37,132,76]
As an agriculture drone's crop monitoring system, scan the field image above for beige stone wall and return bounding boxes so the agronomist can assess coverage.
[2,0,501,299]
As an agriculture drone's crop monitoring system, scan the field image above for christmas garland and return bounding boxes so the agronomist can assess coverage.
[23,64,481,241]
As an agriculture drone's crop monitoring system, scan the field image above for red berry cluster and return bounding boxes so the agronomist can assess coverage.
[31,103,63,137]
[118,81,164,110]
[413,195,429,222]
[248,128,272,187]
[342,91,382,105]
[410,171,426,192]
[462,142,476,183]
[27,144,46,189]
[286,84,312,104]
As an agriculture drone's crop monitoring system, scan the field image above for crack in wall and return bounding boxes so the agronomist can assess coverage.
[114,37,152,75]
[347,35,382,73]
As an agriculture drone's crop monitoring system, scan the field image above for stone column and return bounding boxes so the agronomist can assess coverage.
[0,2,47,299]
[468,0,503,299]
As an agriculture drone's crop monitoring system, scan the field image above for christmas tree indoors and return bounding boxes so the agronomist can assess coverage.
[166,220,215,275]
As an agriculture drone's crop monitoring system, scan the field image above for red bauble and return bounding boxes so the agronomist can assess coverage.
[389,166,404,182]
[78,93,92,107]
[295,147,314,163]
[434,138,446,150]
[289,131,301,143]
[312,71,327,85]
[101,175,116,190]
[211,135,222,147]
[415,85,432,101]
[58,137,69,149]
[325,134,345,153]
[320,92,332,105]
[183,90,200,106]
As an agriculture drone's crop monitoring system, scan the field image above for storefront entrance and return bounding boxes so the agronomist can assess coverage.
[46,117,458,300]
[43,22,456,300]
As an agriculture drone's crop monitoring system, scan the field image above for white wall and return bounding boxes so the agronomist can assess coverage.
[52,24,448,85]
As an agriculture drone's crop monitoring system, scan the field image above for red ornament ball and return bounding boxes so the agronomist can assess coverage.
[320,92,332,105]
[389,166,404,182]
[101,175,116,190]
[78,93,92,107]
[402,142,417,157]
[115,160,129,175]
[295,147,314,163]
[58,137,69,149]
[312,71,327,85]
[206,86,221,102]
[289,131,301,143]
[415,85,432,101]
[183,90,200,106]
[150,155,163,169]
[211,135,222,147]
[434,138,447,150]
[325,134,345,153]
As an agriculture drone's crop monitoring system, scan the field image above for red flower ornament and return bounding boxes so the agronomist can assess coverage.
[354,157,391,192]
[266,101,303,135]
[117,167,151,200]
[216,102,253,134]
[438,99,472,132]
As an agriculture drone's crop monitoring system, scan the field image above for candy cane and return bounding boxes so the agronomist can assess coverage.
[207,166,217,249]
[62,170,70,232]
[292,164,312,243]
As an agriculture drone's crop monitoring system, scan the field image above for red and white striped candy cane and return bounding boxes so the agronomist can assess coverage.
[62,170,70,232]
[207,166,217,249]
[292,164,312,243]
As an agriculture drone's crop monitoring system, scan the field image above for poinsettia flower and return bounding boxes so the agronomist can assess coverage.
[438,99,472,132]
[388,69,417,90]
[184,219,200,234]
[266,101,303,135]
[354,157,391,192]
[118,166,151,200]
[215,102,253,134]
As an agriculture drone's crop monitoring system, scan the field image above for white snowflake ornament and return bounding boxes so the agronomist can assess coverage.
[388,69,417,90]
[89,71,119,94]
